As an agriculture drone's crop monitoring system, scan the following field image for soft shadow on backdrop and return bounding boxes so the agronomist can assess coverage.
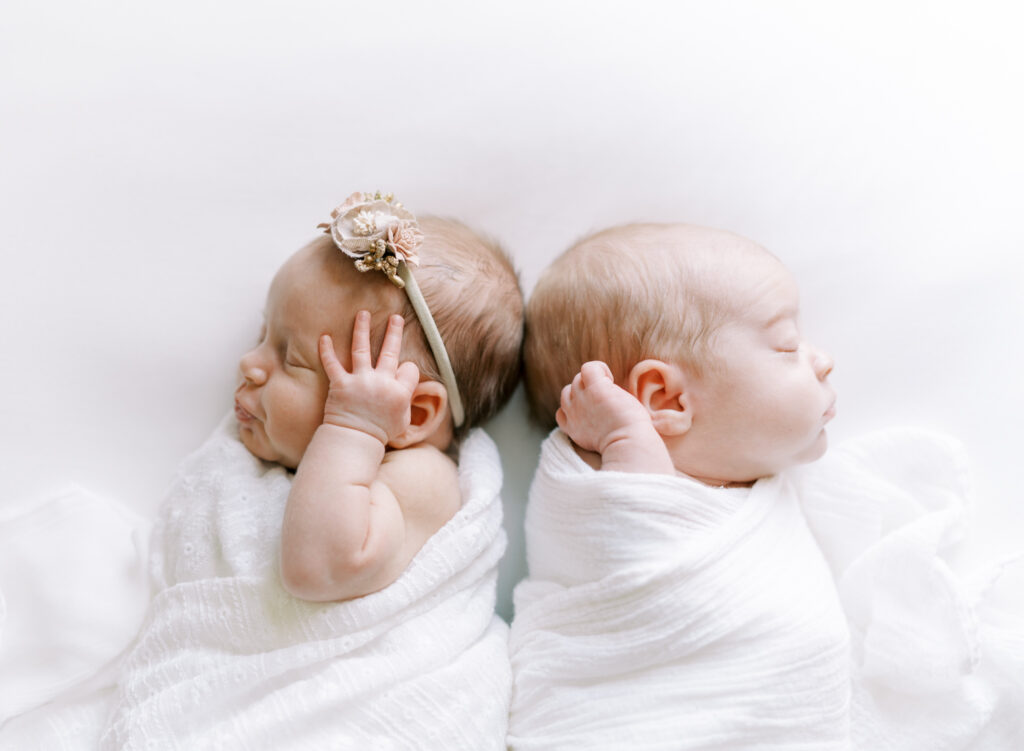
[2,1,1022,618]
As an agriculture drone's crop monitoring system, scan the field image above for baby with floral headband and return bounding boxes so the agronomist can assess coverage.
[1,193,523,750]
[240,193,520,602]
[507,223,1024,750]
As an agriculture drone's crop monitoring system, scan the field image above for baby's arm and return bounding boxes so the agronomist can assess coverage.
[280,311,457,602]
[557,361,675,474]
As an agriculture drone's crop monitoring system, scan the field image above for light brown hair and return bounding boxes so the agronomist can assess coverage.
[524,223,763,427]
[311,216,524,438]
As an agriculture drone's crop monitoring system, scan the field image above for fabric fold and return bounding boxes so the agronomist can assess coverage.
[796,428,1024,750]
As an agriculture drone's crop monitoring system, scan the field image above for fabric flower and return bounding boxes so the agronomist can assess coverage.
[386,219,424,265]
[320,192,423,268]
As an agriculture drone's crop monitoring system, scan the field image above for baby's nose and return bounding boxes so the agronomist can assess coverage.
[814,348,835,379]
[239,352,268,385]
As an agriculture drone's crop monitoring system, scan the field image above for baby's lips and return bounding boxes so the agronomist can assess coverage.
[823,399,837,421]
[235,399,257,423]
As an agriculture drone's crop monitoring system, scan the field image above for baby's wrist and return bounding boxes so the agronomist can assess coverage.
[598,423,674,474]
[319,415,389,447]
[598,420,658,453]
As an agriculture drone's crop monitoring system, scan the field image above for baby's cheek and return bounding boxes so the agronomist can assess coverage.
[301,394,328,436]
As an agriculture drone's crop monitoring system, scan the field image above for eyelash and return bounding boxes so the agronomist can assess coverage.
[256,323,310,371]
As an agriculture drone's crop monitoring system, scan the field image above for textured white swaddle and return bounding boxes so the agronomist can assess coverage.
[508,430,852,750]
[1,417,512,750]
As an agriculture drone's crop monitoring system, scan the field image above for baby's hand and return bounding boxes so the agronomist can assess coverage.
[556,361,675,474]
[556,361,654,454]
[319,311,420,445]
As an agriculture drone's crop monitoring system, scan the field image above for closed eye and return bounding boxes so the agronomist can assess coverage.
[284,347,315,370]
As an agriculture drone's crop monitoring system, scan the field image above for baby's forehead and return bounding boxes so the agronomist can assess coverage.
[268,247,338,302]
[275,238,346,283]
[267,241,395,323]
[709,248,797,299]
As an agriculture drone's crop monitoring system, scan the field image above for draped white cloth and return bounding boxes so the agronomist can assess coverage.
[508,428,1024,750]
[0,487,150,723]
[796,428,1024,750]
[1,417,512,750]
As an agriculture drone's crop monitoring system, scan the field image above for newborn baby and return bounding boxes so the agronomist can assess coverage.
[508,223,1024,750]
[2,193,524,750]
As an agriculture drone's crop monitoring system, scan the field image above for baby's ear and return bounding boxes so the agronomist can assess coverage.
[627,360,693,437]
[388,380,450,449]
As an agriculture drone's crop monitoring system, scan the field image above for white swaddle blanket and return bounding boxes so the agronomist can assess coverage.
[508,430,852,750]
[1,417,512,750]
[509,428,1024,750]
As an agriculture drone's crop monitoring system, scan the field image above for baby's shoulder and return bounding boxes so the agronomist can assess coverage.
[379,444,461,523]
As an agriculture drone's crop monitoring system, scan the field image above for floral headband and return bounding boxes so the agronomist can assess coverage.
[319,191,465,428]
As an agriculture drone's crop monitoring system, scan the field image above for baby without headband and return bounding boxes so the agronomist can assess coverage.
[318,191,466,428]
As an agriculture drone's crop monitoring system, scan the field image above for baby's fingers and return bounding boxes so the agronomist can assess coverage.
[560,382,574,411]
[376,314,405,373]
[396,361,420,393]
[319,335,347,381]
[580,360,614,387]
[349,310,374,371]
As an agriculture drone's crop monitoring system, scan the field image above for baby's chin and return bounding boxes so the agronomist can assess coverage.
[239,424,281,465]
[766,429,831,477]
[796,429,830,465]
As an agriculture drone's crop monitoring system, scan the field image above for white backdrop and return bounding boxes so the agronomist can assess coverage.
[2,1,1022,618]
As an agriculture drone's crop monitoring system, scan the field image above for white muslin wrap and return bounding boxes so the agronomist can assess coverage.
[1,417,512,750]
[507,430,852,750]
[509,428,1024,750]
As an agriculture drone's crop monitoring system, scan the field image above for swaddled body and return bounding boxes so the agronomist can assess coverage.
[109,418,511,749]
[510,432,850,750]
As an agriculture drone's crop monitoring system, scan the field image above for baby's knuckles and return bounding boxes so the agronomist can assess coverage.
[322,376,413,444]
[562,379,647,454]
[583,382,648,432]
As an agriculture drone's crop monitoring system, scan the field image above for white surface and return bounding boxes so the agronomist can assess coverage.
[0,487,149,720]
[2,1,1022,619]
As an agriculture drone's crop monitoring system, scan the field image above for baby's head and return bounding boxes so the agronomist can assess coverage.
[236,199,523,469]
[526,223,835,485]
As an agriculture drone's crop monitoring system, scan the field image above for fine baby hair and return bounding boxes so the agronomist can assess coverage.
[525,222,768,426]
[316,192,524,440]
